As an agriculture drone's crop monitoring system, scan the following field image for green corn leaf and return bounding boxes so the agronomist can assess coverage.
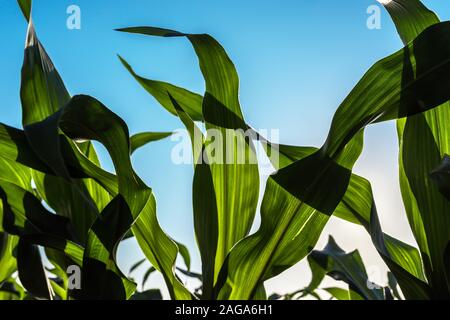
[382,0,439,44]
[382,0,450,298]
[21,21,70,127]
[116,28,247,128]
[0,158,32,191]
[118,56,203,121]
[130,132,173,155]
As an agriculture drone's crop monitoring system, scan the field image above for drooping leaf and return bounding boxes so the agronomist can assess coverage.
[119,56,203,121]
[130,132,173,155]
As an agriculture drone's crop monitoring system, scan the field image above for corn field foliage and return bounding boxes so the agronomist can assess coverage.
[0,0,449,300]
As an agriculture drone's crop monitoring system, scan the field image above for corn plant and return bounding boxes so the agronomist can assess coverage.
[0,0,186,300]
[0,0,449,300]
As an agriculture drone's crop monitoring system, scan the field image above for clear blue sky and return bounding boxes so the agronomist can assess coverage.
[1,0,449,296]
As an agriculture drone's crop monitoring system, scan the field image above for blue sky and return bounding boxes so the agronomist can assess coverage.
[1,0,449,297]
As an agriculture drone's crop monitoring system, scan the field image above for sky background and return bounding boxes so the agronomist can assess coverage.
[1,0,449,298]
